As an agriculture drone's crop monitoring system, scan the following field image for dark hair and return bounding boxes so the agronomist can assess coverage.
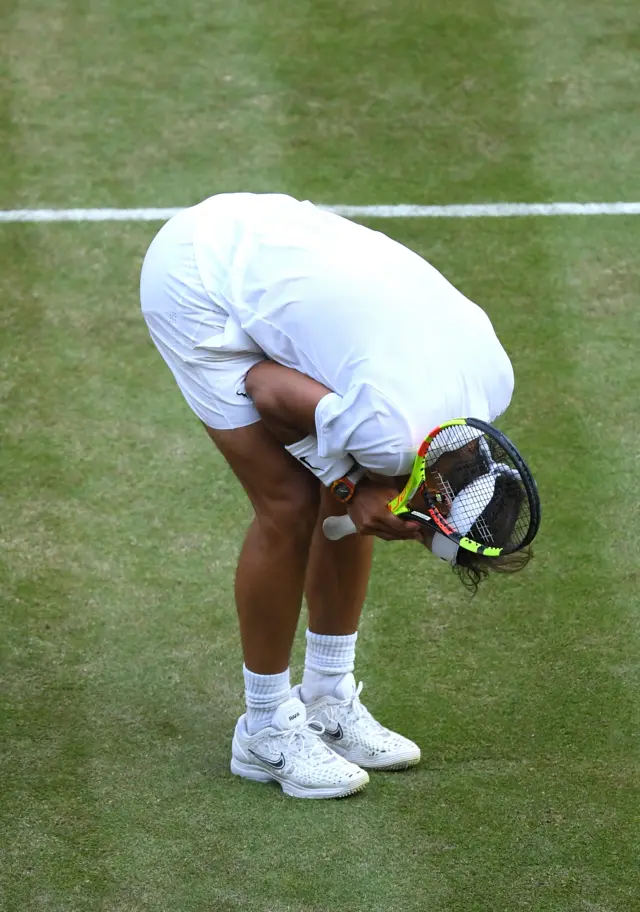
[453,474,533,592]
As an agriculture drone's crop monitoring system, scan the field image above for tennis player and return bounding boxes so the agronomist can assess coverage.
[140,192,530,799]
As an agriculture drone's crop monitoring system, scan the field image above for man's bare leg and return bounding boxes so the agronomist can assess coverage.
[304,487,374,636]
[299,488,374,700]
[204,422,320,674]
[207,423,371,794]
[300,488,421,770]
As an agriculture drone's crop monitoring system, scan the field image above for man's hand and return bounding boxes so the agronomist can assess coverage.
[347,478,422,542]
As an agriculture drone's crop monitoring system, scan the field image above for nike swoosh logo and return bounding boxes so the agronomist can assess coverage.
[299,455,320,471]
[323,723,343,741]
[248,748,286,770]
[236,389,251,399]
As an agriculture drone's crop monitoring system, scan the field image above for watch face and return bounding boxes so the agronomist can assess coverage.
[334,482,351,500]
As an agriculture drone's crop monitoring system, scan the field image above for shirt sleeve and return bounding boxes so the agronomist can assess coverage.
[314,383,416,477]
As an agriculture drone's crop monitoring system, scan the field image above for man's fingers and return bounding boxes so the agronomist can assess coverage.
[362,518,422,541]
[365,529,397,541]
[381,516,423,540]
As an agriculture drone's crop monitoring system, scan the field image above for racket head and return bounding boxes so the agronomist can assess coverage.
[389,418,540,559]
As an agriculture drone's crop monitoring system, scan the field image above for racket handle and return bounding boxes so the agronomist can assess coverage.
[322,515,357,541]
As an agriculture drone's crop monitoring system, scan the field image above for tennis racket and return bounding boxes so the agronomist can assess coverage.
[323,417,540,562]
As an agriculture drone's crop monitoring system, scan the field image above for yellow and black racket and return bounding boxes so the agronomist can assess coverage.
[323,418,540,563]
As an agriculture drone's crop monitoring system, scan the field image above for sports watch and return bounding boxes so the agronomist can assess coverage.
[330,464,366,503]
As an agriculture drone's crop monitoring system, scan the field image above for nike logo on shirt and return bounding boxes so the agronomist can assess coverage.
[249,748,286,769]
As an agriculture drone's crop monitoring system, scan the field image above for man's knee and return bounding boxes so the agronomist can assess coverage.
[204,420,322,539]
[253,472,321,540]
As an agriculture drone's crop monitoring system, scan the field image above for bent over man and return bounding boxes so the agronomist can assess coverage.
[140,193,525,799]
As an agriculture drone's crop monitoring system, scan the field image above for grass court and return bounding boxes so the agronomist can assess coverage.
[1,1,639,910]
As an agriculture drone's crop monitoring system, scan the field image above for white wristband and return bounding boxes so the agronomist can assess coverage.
[285,435,354,485]
[431,532,460,564]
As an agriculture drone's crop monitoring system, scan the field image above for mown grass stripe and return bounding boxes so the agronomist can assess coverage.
[1,202,640,222]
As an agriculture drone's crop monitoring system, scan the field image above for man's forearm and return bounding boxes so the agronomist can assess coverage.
[245,362,332,444]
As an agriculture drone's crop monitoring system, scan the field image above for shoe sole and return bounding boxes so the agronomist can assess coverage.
[328,746,421,771]
[230,757,369,799]
[367,757,421,771]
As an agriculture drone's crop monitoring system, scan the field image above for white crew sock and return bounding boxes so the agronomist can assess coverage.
[300,629,358,702]
[243,665,291,735]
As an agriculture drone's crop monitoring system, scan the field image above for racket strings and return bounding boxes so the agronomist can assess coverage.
[425,427,532,552]
[433,472,455,507]
[477,472,530,549]
[474,515,494,543]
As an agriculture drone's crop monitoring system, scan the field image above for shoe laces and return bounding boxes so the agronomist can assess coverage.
[347,681,368,717]
[331,681,385,732]
[283,719,331,761]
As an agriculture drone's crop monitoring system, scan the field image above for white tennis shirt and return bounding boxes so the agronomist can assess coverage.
[191,193,514,477]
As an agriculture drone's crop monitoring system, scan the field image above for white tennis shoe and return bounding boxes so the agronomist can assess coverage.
[293,674,421,770]
[231,697,369,799]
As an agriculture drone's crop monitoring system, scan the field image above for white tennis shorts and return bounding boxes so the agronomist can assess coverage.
[140,207,264,430]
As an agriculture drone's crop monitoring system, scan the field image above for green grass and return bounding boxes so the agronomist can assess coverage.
[2,1,639,910]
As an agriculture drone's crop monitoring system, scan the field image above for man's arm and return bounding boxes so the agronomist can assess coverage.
[245,361,331,444]
[245,362,421,542]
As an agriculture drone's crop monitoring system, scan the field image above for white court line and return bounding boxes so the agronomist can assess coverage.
[1,202,640,222]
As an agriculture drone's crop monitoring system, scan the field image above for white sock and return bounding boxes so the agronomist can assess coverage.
[243,665,291,735]
[300,630,358,702]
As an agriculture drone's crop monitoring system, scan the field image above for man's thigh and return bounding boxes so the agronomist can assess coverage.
[204,422,321,522]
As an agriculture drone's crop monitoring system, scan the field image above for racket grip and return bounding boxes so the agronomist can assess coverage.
[322,515,357,541]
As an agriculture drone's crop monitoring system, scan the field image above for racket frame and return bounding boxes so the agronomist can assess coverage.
[387,418,540,558]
